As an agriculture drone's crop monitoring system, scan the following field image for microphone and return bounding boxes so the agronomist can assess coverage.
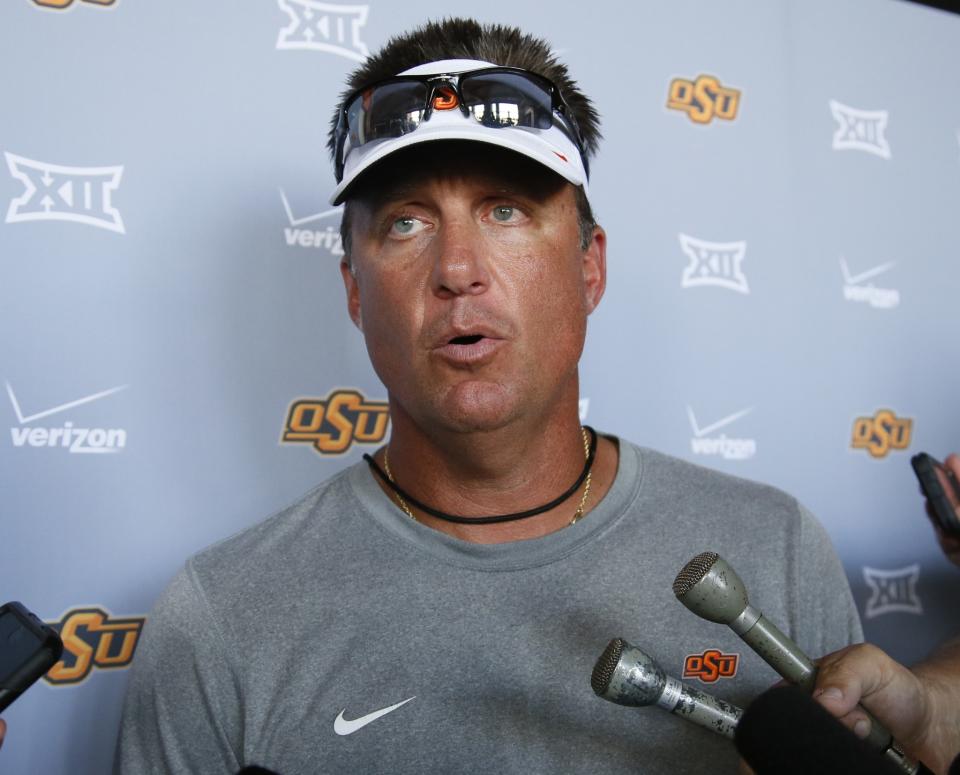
[673,550,923,774]
[672,551,817,691]
[591,637,742,739]
[735,685,928,775]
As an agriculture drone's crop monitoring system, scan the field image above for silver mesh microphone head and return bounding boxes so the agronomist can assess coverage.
[673,551,749,624]
[591,638,624,696]
[591,638,666,707]
[672,551,719,598]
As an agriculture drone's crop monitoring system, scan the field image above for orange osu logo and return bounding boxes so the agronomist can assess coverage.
[851,409,912,458]
[44,607,145,685]
[432,86,459,110]
[683,649,739,683]
[32,0,117,8]
[667,74,741,124]
[282,389,389,455]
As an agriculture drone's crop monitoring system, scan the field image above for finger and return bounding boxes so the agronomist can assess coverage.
[836,707,874,740]
[938,455,960,564]
[943,453,960,480]
[0,717,6,750]
[926,511,960,564]
[737,757,756,775]
[937,535,960,566]
[812,643,891,716]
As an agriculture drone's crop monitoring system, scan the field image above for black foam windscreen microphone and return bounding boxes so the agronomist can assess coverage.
[673,550,924,774]
[591,637,742,739]
[736,685,934,775]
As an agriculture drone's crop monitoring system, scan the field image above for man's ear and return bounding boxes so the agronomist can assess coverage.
[340,260,363,330]
[582,225,607,314]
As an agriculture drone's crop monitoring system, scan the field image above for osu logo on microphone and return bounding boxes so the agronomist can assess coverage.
[683,649,739,683]
[44,607,145,685]
[850,409,912,459]
[282,389,389,455]
[667,75,741,125]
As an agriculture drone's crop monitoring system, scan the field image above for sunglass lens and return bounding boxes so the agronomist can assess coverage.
[347,81,430,146]
[460,72,553,130]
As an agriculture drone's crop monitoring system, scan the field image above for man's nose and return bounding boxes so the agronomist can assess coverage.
[429,218,491,298]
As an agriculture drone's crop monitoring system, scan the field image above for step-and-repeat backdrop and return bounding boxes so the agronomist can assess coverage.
[2,0,958,772]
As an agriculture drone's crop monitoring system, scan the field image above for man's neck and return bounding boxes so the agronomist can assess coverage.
[372,405,619,543]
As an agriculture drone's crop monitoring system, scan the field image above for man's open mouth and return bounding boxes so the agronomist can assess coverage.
[448,334,485,345]
[434,332,503,364]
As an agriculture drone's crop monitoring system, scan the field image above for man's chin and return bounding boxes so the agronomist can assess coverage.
[435,381,520,434]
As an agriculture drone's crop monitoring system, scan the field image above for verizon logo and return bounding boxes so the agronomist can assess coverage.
[7,381,128,454]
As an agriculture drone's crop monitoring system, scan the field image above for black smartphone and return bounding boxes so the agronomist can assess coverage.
[0,601,64,714]
[911,453,960,538]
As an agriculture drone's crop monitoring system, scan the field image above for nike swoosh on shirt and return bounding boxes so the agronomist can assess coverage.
[333,697,416,736]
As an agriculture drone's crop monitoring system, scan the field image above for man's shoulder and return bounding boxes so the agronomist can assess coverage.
[187,462,363,585]
[134,463,373,678]
[618,439,808,535]
[627,440,798,507]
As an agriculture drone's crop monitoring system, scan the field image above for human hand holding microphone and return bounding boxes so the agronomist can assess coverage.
[671,550,929,773]
[593,549,938,773]
[912,451,960,567]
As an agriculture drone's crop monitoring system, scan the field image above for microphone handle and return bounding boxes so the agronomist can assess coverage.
[656,674,742,740]
[733,606,922,773]
[732,610,817,691]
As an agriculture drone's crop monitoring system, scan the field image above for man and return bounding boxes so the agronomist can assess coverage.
[813,638,960,774]
[925,453,960,566]
[808,451,960,773]
[116,19,861,773]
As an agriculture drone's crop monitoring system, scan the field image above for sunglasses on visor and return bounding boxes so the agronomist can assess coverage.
[332,67,589,182]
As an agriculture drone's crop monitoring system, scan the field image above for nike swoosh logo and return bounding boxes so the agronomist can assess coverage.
[333,697,416,736]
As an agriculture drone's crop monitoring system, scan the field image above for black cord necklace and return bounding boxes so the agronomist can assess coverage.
[363,426,598,525]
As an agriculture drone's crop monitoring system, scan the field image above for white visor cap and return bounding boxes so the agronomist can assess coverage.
[330,58,589,205]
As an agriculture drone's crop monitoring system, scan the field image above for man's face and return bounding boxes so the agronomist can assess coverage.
[341,144,606,435]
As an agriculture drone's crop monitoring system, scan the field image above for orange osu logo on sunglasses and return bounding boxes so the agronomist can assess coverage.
[432,85,459,110]
[32,0,116,8]
[683,649,739,683]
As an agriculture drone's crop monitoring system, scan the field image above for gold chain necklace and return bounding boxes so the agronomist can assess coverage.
[570,426,593,525]
[382,427,593,527]
[382,449,416,521]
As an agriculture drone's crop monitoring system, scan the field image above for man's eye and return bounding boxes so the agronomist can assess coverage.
[391,217,422,236]
[491,206,517,222]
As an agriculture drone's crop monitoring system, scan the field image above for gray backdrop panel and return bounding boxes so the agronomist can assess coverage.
[1,0,958,772]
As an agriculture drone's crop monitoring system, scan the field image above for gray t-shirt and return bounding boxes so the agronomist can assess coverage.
[115,439,862,774]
